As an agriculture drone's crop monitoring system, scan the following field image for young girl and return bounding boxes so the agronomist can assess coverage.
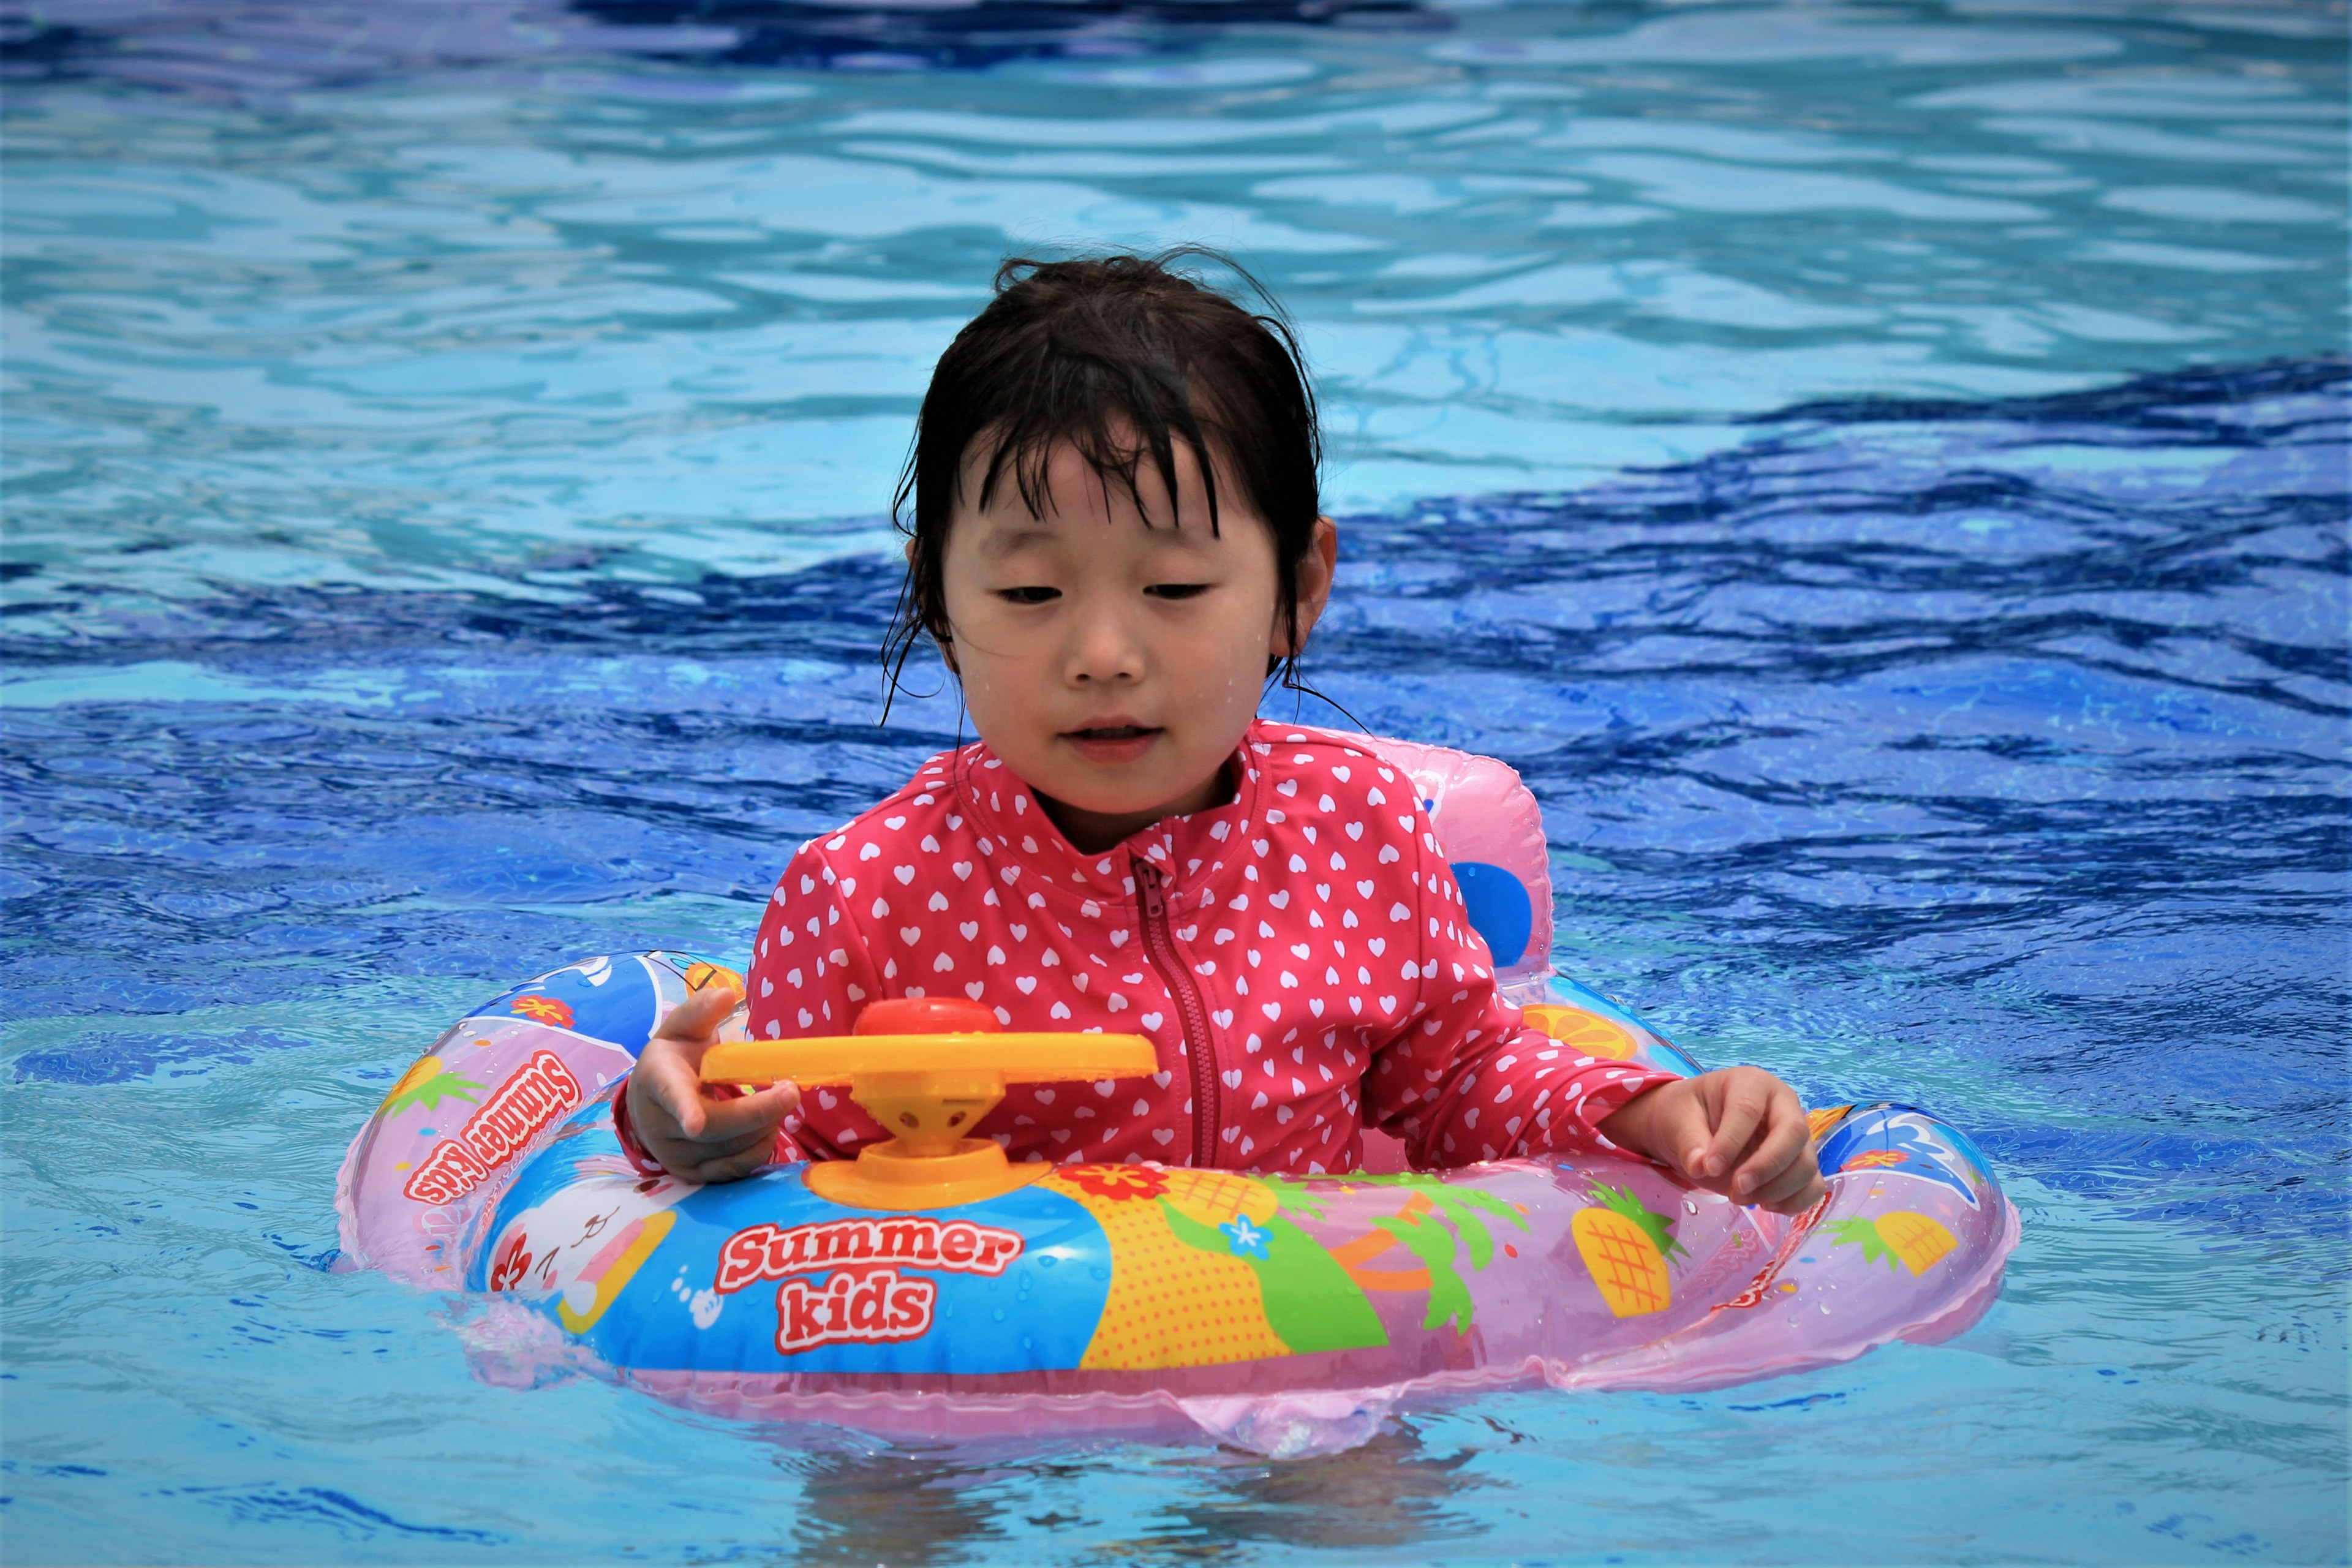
[620,254,1823,1215]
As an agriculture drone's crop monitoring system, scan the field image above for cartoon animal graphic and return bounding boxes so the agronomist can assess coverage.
[484,1175,688,1333]
[1825,1212,1957,1276]
[376,1054,486,1117]
[1815,1107,1987,1207]
[1573,1182,1687,1317]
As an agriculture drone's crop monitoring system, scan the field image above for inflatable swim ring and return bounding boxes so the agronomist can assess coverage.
[336,744,2020,1458]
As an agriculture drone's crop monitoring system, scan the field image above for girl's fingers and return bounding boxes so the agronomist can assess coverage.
[634,988,749,1140]
[1727,1090,1811,1198]
[688,1144,778,1185]
[640,1083,796,1176]
[643,1121,773,1178]
[1625,1085,1710,1179]
[652,985,743,1051]
[1749,1148,1823,1211]
[641,1048,710,1139]
[1761,1173,1825,1216]
[1615,1072,1822,1206]
[1698,1074,1771,1182]
[693,1082,799,1145]
[680,1123,775,1164]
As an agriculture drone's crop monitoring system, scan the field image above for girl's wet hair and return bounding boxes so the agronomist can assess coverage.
[884,249,1323,710]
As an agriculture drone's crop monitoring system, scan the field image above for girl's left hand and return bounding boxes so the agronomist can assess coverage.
[1597,1068,1826,1215]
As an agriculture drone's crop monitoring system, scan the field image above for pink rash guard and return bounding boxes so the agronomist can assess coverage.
[742,722,1676,1175]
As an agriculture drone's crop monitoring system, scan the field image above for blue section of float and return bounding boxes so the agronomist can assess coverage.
[463,954,668,1055]
[1817,1104,1995,1209]
[458,1099,623,1294]
[597,1175,1112,1376]
[475,1107,1115,1376]
[1450,861,1532,967]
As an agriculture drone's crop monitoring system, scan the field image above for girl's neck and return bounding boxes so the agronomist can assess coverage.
[1036,756,1239,856]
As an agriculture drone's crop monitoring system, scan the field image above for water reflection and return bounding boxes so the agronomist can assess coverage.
[1140,1426,1490,1559]
[777,1447,1011,1566]
[773,1422,1490,1564]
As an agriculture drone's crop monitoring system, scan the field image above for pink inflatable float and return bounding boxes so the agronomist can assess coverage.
[337,741,2019,1457]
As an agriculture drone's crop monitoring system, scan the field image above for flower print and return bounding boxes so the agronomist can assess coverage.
[510,994,575,1028]
[1065,1164,1171,1202]
[1220,1215,1272,1260]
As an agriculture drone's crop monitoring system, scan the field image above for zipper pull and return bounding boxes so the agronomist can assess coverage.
[1134,856,1165,919]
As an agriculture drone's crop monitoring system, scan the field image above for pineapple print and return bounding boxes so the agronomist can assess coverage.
[1825,1212,1957,1276]
[1572,1183,1688,1317]
[375,1054,486,1117]
[1041,1170,1290,1370]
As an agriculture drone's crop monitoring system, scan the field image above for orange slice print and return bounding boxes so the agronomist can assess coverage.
[1806,1104,1855,1141]
[1521,1004,1637,1061]
[683,961,744,995]
[1326,1191,1436,1292]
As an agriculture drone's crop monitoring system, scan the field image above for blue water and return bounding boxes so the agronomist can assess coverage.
[2,1,2346,1562]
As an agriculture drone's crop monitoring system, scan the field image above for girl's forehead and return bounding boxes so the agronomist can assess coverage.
[960,427,1254,526]
[965,508,1225,559]
[956,437,1261,551]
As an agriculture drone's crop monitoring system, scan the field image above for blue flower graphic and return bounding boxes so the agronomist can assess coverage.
[1220,1215,1271,1260]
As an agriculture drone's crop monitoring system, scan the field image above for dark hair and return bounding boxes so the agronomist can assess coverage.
[883,249,1323,710]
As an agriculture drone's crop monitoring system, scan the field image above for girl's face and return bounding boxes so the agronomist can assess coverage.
[938,435,1335,855]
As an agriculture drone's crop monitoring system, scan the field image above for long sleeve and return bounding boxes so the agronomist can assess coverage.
[744,836,889,1162]
[1365,806,1676,1170]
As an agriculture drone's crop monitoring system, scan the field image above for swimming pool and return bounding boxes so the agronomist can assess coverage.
[2,1,2345,1561]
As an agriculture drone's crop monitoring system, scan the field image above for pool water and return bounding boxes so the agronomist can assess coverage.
[2,1,2346,1562]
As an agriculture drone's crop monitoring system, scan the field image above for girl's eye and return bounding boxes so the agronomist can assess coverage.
[998,586,1060,605]
[1145,583,1211,600]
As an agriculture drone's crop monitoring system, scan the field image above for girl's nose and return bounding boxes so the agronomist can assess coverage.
[1063,592,1145,685]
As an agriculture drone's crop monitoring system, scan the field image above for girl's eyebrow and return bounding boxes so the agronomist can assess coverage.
[976,523,1061,558]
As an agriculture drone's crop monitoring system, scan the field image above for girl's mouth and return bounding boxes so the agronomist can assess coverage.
[1063,723,1161,764]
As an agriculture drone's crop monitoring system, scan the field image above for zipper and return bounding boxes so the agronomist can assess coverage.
[1133,856,1221,1168]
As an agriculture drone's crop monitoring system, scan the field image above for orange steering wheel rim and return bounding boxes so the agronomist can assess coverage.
[699,1032,1159,1088]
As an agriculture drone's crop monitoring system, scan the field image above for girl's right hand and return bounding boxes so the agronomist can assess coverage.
[623,986,800,1184]
[1597,1066,1825,1216]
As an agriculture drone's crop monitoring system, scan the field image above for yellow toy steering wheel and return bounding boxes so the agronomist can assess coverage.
[701,997,1158,1210]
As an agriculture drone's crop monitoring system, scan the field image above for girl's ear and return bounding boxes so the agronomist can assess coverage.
[907,537,960,675]
[1272,515,1340,657]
